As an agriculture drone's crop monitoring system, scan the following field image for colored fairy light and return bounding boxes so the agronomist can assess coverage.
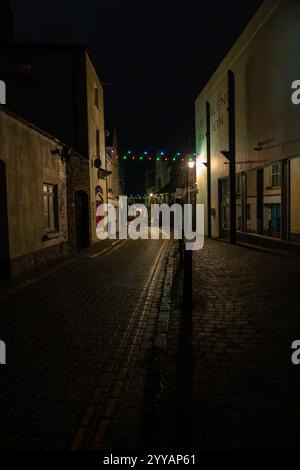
[120,150,187,163]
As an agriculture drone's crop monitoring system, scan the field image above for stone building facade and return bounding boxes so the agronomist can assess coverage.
[0,106,68,280]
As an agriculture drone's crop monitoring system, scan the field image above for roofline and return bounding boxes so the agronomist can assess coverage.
[0,42,106,90]
[0,105,87,160]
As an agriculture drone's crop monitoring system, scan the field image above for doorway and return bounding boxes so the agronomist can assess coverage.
[75,190,89,249]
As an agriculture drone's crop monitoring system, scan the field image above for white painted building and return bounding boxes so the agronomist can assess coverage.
[195,0,300,248]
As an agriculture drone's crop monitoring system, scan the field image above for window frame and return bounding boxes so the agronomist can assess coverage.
[43,183,59,233]
[270,163,281,189]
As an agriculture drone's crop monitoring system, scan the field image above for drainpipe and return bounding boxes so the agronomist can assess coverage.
[206,101,212,239]
[221,70,236,245]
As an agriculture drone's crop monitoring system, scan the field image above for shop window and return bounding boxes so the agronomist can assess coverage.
[220,178,230,230]
[271,163,281,188]
[43,184,58,232]
[263,203,281,238]
[290,157,300,242]
[236,174,242,231]
[262,164,281,238]
[246,170,257,233]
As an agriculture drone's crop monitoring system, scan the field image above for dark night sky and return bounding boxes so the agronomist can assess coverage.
[10,0,263,193]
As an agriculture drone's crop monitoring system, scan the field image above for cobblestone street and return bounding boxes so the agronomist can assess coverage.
[0,239,168,450]
[155,240,300,450]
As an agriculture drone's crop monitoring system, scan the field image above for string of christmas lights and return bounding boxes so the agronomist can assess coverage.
[117,151,196,162]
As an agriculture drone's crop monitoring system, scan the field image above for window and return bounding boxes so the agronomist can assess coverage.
[236,174,242,231]
[220,178,230,230]
[263,203,281,238]
[290,157,300,242]
[246,170,257,233]
[271,163,281,188]
[263,164,281,238]
[96,128,100,157]
[94,86,99,108]
[43,184,58,232]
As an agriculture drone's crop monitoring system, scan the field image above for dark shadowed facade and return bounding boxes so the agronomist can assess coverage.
[0,44,108,246]
[0,0,13,45]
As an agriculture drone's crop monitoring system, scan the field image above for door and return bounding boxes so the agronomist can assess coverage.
[75,190,89,249]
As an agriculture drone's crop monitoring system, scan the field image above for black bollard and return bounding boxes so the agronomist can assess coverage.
[183,243,193,309]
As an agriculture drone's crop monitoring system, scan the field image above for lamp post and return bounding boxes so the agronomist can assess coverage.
[187,159,195,204]
[182,157,195,310]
